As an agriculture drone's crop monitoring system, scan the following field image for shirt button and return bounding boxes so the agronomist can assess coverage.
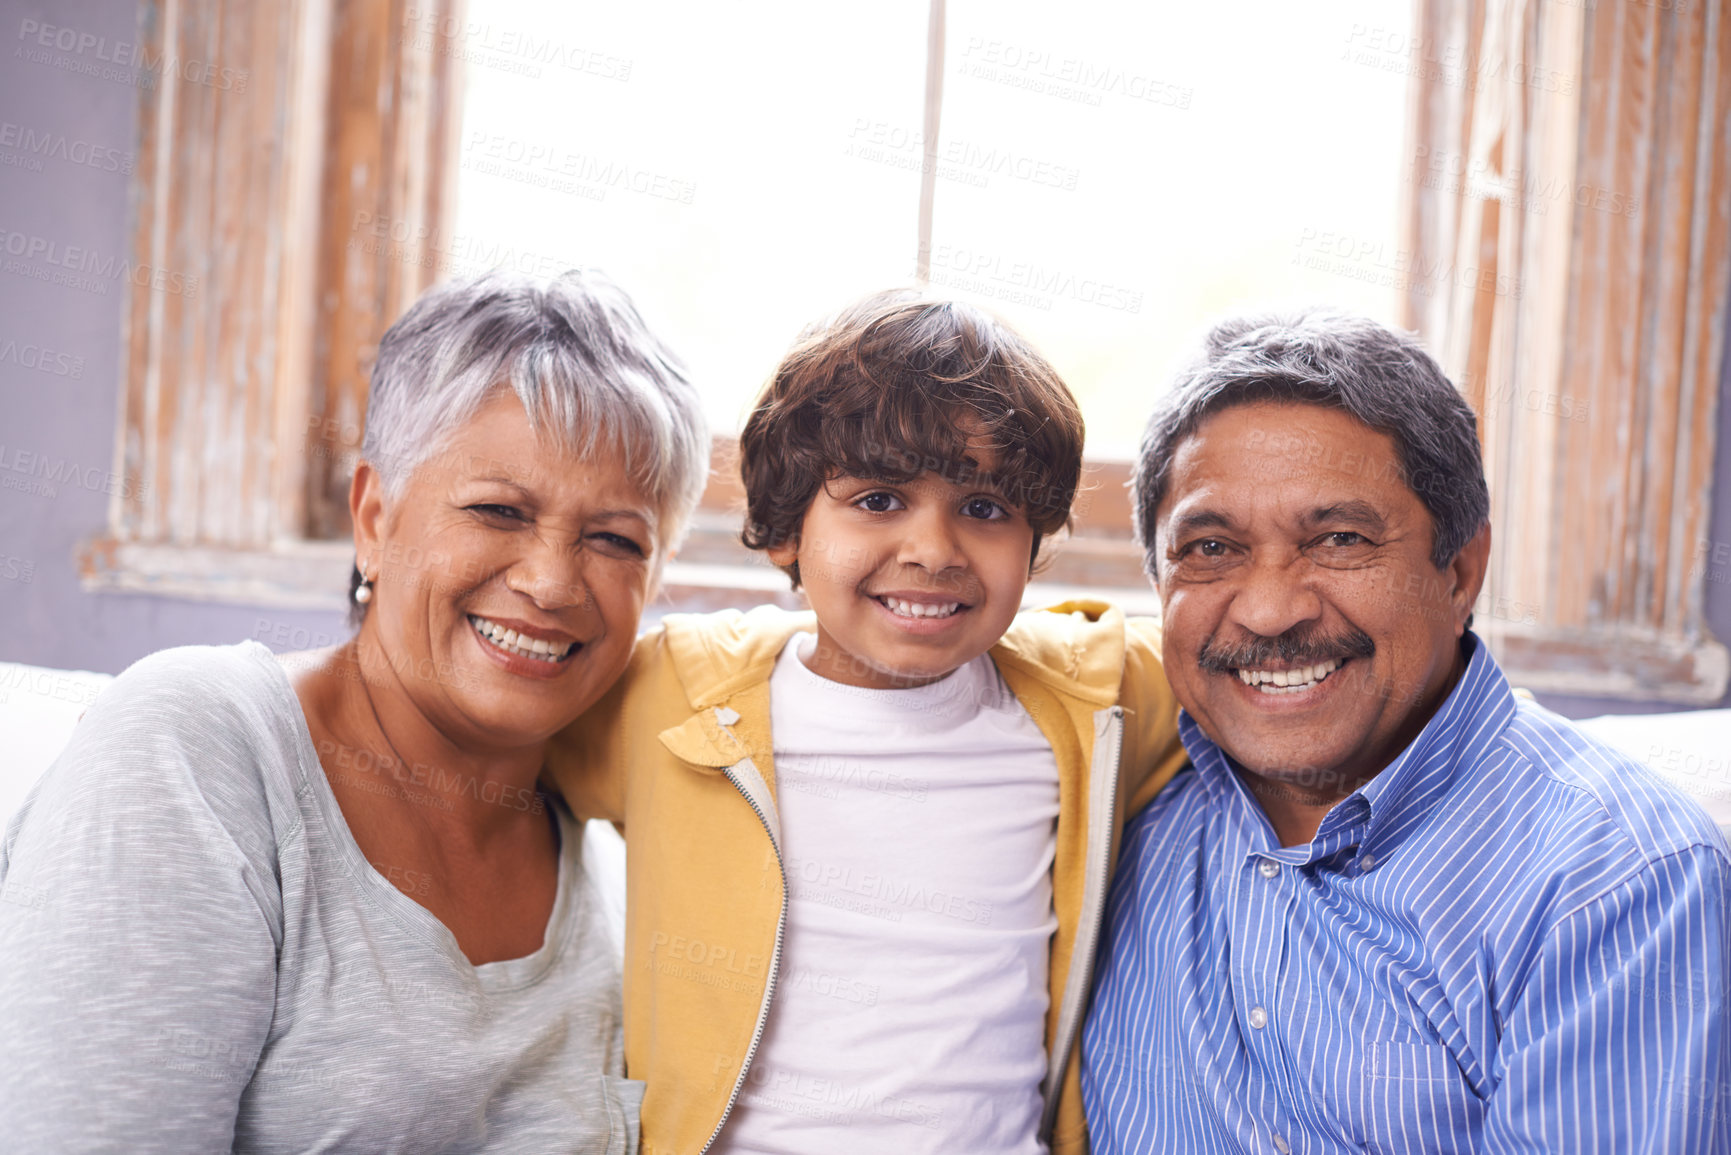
[1258,860,1280,878]
[1272,1134,1291,1154]
[1359,852,1378,871]
[1248,1005,1268,1029]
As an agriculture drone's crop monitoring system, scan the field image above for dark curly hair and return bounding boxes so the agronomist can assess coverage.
[738,290,1085,587]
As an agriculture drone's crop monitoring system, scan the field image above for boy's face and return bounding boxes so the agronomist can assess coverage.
[768,458,1035,690]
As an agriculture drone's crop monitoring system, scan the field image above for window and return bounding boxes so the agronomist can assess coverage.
[448,0,1414,611]
[82,0,1731,705]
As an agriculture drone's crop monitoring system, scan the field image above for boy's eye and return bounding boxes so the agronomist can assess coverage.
[961,497,1009,521]
[855,492,904,513]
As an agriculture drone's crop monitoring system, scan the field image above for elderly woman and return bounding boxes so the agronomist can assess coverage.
[0,270,707,1151]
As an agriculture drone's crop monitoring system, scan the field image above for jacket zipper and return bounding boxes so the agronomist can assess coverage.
[1039,704,1124,1141]
[699,760,788,1155]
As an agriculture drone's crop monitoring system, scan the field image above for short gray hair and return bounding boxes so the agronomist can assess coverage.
[361,268,709,551]
[1132,308,1489,572]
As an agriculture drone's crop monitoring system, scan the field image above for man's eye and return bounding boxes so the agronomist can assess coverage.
[468,503,523,522]
[962,497,1008,521]
[1325,532,1367,548]
[1191,539,1227,557]
[856,492,903,513]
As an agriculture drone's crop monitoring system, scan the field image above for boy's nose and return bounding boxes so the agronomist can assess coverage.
[895,507,967,576]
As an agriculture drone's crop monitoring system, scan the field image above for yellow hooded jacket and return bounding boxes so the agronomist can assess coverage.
[546,600,1187,1155]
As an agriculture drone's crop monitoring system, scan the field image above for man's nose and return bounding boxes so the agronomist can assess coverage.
[1226,556,1323,639]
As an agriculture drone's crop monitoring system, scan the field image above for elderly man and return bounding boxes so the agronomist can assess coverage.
[1080,310,1731,1153]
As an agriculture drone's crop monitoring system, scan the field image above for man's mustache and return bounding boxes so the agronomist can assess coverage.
[1196,625,1376,673]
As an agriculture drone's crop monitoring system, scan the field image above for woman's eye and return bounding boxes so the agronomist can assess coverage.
[590,532,646,558]
[962,497,1009,521]
[468,503,523,522]
[856,492,903,513]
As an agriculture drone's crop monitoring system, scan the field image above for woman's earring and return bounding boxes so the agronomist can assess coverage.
[354,570,374,605]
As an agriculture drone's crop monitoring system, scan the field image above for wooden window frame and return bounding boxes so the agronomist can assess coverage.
[78,0,465,607]
[77,0,1158,617]
[1402,0,1730,703]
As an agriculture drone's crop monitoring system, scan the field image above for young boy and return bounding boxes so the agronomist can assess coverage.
[547,292,1187,1155]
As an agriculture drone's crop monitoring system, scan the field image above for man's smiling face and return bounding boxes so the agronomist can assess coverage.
[1152,400,1489,795]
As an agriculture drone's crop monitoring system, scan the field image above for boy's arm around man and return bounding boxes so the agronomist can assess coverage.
[541,601,1191,1155]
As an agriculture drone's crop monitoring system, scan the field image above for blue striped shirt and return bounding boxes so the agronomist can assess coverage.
[1082,634,1731,1153]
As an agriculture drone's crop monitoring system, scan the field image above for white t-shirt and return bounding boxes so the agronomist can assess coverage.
[715,635,1061,1155]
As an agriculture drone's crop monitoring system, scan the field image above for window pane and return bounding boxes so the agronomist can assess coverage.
[938,0,1411,455]
[453,1,929,435]
[455,1,1411,455]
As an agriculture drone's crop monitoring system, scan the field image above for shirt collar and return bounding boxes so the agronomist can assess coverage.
[1179,632,1517,863]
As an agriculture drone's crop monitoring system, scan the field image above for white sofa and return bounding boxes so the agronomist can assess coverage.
[3,659,1727,855]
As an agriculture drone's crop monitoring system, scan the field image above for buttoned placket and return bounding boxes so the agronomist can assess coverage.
[1224,780,1375,1154]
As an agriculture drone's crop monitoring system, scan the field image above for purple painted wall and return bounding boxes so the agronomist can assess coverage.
[1,0,1727,715]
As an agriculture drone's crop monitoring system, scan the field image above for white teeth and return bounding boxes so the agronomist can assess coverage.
[881,597,961,619]
[1234,658,1343,694]
[469,615,574,663]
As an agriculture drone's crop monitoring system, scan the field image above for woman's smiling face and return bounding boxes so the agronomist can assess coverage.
[351,389,660,751]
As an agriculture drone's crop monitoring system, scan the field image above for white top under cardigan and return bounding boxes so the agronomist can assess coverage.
[714,634,1061,1155]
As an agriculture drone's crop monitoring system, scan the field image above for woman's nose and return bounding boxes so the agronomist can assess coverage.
[511,540,596,615]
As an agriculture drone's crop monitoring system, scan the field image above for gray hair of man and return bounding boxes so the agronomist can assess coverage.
[1131,308,1490,575]
[351,268,709,606]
